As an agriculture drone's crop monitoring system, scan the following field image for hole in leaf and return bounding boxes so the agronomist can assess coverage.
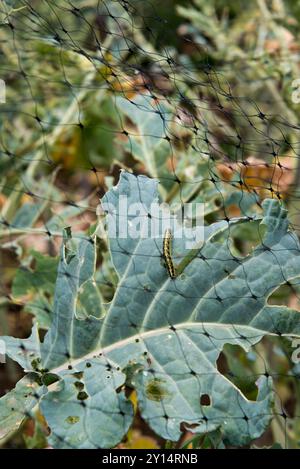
[217,345,260,401]
[77,391,88,401]
[268,281,300,310]
[200,394,211,406]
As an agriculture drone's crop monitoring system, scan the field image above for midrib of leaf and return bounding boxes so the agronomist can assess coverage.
[51,321,273,375]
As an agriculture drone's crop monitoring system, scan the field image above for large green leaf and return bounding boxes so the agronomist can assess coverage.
[2,172,300,448]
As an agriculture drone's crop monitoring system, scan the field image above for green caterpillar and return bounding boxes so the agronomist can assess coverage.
[163,229,176,279]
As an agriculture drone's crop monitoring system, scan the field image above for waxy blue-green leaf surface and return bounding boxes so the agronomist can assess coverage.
[2,172,300,448]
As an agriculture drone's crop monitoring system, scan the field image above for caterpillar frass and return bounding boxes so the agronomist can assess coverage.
[163,228,176,279]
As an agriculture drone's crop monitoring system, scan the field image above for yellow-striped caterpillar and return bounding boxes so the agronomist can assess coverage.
[163,229,176,279]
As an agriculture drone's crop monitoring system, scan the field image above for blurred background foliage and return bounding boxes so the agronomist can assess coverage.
[1,0,300,448]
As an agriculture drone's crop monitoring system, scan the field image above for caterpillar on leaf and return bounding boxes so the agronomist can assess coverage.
[163,229,176,279]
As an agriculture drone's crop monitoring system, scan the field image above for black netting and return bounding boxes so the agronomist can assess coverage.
[1,0,300,450]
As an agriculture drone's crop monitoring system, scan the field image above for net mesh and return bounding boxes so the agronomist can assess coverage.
[1,0,300,449]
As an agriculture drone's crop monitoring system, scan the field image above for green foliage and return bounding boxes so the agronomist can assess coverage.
[2,0,300,450]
